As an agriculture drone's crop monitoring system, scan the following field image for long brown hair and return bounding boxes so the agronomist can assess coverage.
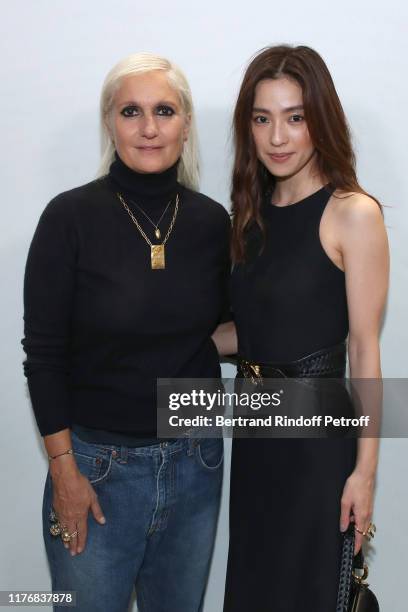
[231,45,379,262]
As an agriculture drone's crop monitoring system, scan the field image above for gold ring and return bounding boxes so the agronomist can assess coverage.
[366,522,376,540]
[61,529,70,543]
[355,522,376,540]
[354,526,366,536]
[60,528,78,543]
[61,528,77,543]
[49,522,62,537]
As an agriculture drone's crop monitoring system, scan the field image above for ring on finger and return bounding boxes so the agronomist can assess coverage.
[50,521,62,537]
[355,526,366,536]
[355,522,376,540]
[61,528,78,543]
[366,522,376,540]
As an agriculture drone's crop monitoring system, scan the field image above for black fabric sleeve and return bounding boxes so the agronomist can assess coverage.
[22,197,77,436]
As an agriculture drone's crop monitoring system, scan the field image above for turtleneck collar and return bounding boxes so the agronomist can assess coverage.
[108,152,179,205]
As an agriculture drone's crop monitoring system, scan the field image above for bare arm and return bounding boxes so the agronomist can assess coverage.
[335,193,389,553]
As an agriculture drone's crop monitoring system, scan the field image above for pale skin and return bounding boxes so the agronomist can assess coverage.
[44,70,193,556]
[212,76,389,554]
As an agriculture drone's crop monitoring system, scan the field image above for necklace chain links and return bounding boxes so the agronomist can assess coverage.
[117,192,179,269]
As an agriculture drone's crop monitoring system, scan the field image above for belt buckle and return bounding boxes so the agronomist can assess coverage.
[241,360,263,386]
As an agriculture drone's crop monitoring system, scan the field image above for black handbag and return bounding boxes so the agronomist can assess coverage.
[336,523,380,611]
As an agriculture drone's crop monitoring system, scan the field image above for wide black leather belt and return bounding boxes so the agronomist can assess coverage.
[238,342,347,384]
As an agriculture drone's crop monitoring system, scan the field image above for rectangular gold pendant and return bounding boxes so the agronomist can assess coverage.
[151,245,165,269]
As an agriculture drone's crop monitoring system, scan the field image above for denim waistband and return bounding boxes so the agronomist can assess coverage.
[69,429,207,459]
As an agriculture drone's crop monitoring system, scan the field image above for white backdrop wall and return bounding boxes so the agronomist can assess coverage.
[1,1,407,610]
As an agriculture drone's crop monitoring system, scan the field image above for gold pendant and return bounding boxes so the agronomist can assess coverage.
[155,228,161,240]
[151,245,165,269]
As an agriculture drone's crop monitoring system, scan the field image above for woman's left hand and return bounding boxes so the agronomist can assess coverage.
[340,469,375,554]
[211,321,237,357]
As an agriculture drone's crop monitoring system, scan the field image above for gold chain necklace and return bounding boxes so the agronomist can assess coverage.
[117,192,179,270]
[128,197,172,240]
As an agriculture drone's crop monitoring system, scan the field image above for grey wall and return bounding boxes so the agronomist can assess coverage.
[1,1,407,610]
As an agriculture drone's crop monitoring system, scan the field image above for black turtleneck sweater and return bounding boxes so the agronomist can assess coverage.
[22,155,231,437]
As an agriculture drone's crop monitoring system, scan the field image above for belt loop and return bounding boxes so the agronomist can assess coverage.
[119,445,128,463]
[187,437,200,456]
[187,437,196,456]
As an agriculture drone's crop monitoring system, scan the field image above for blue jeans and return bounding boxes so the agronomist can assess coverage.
[42,432,223,612]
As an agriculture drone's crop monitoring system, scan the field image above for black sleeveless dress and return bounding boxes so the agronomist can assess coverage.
[223,186,357,612]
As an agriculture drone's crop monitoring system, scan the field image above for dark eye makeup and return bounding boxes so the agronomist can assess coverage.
[120,105,139,117]
[156,105,175,116]
[120,104,176,117]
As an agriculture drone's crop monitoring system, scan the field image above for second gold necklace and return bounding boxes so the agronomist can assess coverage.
[117,193,179,270]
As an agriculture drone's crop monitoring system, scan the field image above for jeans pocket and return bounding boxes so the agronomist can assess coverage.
[71,433,113,485]
[196,438,224,471]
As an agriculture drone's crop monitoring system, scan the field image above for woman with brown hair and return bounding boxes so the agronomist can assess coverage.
[221,45,388,611]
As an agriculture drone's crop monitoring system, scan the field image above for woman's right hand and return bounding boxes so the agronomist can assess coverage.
[50,457,106,556]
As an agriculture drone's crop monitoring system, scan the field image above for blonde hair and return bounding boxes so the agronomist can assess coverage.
[97,52,200,190]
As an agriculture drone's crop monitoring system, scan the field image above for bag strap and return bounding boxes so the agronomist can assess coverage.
[336,523,355,611]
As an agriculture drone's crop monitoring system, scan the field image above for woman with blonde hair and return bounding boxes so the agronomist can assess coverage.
[22,52,230,612]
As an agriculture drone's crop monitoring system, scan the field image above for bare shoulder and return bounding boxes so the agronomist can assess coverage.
[320,190,386,270]
[329,191,383,229]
